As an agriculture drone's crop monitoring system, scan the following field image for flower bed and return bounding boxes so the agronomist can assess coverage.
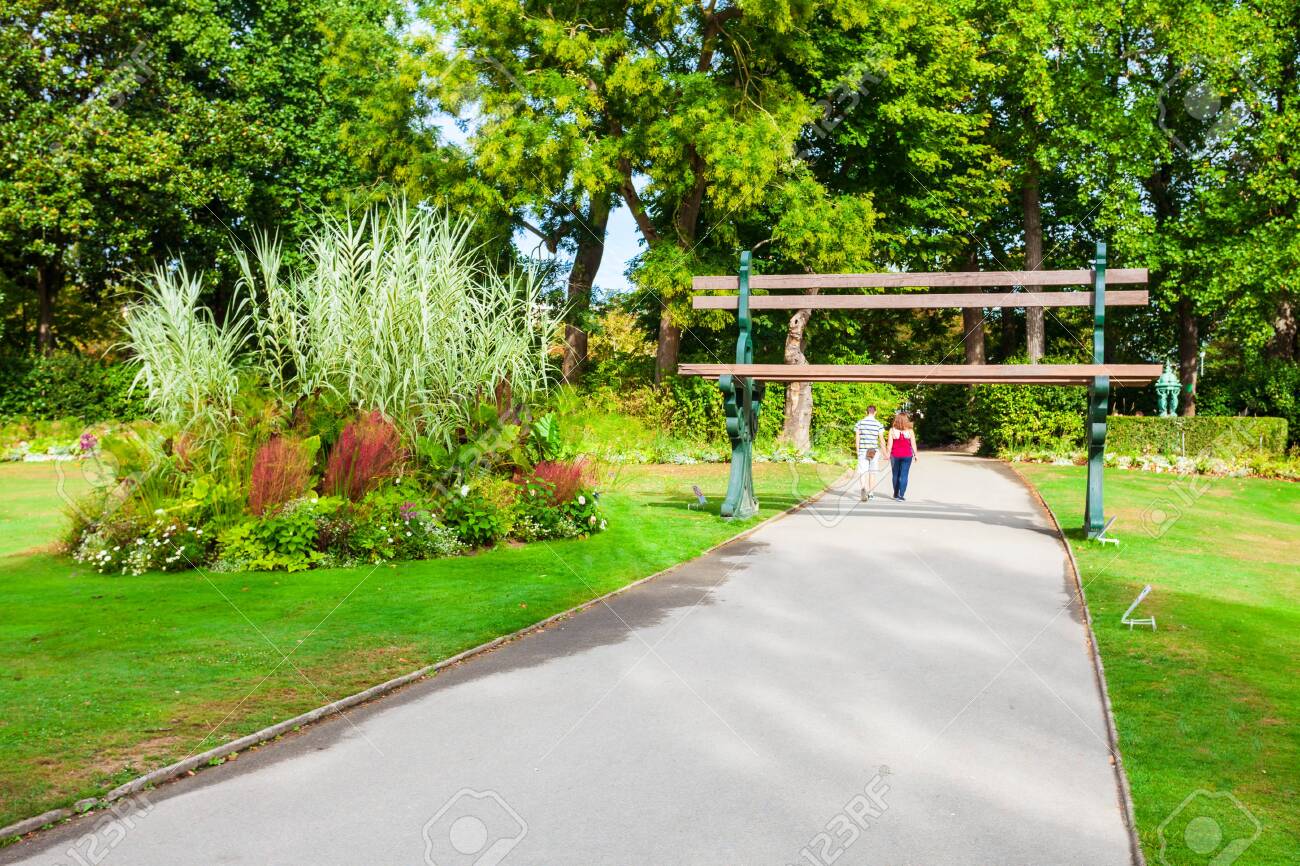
[1006,448,1300,482]
[63,202,609,574]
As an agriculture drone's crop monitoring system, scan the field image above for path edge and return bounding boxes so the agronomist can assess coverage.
[1005,461,1147,866]
[1,470,843,844]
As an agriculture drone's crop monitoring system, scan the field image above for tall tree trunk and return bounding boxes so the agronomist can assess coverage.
[1268,297,1297,360]
[960,248,985,364]
[1022,167,1045,362]
[36,262,59,355]
[616,156,684,384]
[999,311,1017,360]
[780,289,819,451]
[1177,296,1198,416]
[653,151,708,384]
[562,197,611,384]
[654,318,681,384]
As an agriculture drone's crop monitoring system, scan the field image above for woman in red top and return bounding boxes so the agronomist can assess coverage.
[888,412,918,501]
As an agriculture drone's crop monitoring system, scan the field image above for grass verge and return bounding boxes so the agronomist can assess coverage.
[0,459,830,830]
[1019,464,1298,865]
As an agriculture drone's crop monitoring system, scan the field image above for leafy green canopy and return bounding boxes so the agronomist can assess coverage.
[0,0,404,349]
[417,1,881,362]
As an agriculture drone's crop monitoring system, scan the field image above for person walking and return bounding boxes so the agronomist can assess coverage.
[888,412,918,501]
[853,405,886,501]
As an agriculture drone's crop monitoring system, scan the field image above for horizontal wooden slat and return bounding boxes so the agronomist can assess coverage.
[692,268,1148,291]
[677,363,1163,386]
[692,290,1148,311]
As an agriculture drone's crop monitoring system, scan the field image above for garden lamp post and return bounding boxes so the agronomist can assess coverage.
[1155,361,1180,417]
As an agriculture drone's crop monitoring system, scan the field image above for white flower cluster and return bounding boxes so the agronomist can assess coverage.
[74,516,204,576]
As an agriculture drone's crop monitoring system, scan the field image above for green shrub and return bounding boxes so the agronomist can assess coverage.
[0,353,146,422]
[339,486,464,563]
[807,382,903,453]
[911,385,981,445]
[439,486,508,548]
[1106,416,1288,458]
[513,481,605,541]
[756,382,785,443]
[970,383,1087,455]
[1199,358,1300,448]
[215,497,343,572]
[608,380,727,446]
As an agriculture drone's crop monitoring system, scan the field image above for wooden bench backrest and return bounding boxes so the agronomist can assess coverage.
[692,268,1148,291]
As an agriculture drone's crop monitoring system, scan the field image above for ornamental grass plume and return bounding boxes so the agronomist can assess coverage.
[324,411,404,501]
[531,458,592,505]
[233,199,562,446]
[249,436,312,515]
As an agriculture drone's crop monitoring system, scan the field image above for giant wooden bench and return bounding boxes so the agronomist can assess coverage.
[677,242,1160,537]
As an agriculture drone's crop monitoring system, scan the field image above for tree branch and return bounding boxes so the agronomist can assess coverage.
[697,5,742,73]
[619,157,660,244]
[518,218,559,254]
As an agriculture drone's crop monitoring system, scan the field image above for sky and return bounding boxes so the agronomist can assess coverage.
[434,112,642,297]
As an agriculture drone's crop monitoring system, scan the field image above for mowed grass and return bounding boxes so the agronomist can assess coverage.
[1019,464,1299,865]
[0,462,89,557]
[0,459,835,830]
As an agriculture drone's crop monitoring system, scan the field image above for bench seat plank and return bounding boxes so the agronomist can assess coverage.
[692,290,1148,310]
[678,363,1162,386]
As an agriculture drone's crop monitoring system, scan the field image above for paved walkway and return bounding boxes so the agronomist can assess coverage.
[6,454,1133,866]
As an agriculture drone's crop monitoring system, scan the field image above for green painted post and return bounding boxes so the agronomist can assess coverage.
[719,251,761,519]
[1084,241,1108,539]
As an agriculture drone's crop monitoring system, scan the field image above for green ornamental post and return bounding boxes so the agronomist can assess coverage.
[718,251,763,519]
[1155,362,1181,417]
[1084,241,1109,540]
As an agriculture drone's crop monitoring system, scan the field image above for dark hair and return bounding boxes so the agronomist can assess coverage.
[866,405,877,414]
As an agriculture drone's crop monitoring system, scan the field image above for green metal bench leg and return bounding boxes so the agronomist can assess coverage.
[1085,374,1109,539]
[718,251,762,519]
[1085,241,1108,539]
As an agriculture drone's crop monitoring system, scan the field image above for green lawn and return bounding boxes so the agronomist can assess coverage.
[0,459,834,830]
[0,462,89,557]
[1019,464,1299,866]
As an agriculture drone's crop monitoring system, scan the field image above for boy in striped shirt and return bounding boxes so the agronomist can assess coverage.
[854,406,886,501]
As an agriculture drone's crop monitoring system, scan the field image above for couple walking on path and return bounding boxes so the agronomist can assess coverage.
[853,407,918,502]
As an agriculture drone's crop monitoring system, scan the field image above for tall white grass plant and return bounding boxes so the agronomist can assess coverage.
[127,200,560,448]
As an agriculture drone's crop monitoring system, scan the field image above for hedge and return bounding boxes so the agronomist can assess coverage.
[810,382,903,452]
[1107,416,1288,458]
[910,378,1288,459]
[0,353,146,423]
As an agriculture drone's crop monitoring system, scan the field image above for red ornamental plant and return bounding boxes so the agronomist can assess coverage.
[324,411,404,501]
[531,458,592,505]
[249,436,312,515]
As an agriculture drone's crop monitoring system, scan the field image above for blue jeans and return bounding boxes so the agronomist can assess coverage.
[892,457,912,499]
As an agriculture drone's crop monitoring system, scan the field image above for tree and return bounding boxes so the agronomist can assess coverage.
[0,0,402,352]
[788,0,1010,380]
[756,178,878,449]
[425,1,876,383]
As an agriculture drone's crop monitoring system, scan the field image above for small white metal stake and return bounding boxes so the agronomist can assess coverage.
[688,485,709,510]
[1122,584,1156,630]
[1094,515,1120,546]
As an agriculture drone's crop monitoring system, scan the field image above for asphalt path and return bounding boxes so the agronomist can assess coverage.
[5,453,1133,866]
